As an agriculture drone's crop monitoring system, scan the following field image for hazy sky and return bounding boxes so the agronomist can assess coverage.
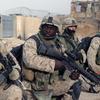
[0,0,72,15]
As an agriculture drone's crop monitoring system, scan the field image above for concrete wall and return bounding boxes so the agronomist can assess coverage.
[15,16,42,39]
[24,16,41,39]
[15,16,25,39]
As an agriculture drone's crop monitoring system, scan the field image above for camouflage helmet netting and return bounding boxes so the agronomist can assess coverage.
[63,17,77,27]
[40,16,62,33]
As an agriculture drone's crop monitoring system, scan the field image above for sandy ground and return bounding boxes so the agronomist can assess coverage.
[79,92,100,100]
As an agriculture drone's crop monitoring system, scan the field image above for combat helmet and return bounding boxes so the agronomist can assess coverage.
[40,16,61,33]
[63,17,77,27]
[39,16,62,39]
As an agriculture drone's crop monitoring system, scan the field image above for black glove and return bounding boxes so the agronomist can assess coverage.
[0,74,6,85]
[69,70,80,80]
[54,60,65,70]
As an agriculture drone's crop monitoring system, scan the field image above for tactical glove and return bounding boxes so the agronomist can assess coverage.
[54,60,65,70]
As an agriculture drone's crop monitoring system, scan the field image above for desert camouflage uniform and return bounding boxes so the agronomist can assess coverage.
[0,84,22,100]
[22,16,85,100]
[79,34,100,99]
[87,36,100,74]
[22,33,76,100]
[0,40,22,100]
[60,17,91,100]
[60,17,83,56]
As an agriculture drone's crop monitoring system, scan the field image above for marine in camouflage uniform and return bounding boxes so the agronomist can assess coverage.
[60,17,79,51]
[78,32,100,94]
[0,40,22,100]
[22,16,80,100]
[58,17,78,78]
[87,32,100,75]
[60,18,100,98]
[76,33,100,98]
[58,17,86,100]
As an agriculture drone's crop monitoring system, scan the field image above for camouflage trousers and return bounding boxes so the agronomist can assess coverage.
[22,81,52,100]
[22,69,81,100]
[22,79,75,100]
[0,83,22,100]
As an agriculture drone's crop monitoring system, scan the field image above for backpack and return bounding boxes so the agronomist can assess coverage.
[11,44,23,66]
[80,34,100,53]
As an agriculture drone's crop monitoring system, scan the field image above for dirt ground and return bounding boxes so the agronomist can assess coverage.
[79,92,100,100]
[76,18,98,40]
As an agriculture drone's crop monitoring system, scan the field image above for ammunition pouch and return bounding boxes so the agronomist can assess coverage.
[23,67,34,82]
[34,71,50,91]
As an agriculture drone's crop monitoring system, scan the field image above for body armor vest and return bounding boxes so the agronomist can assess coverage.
[26,34,63,91]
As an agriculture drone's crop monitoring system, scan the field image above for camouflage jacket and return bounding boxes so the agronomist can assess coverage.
[23,34,57,73]
[59,33,79,52]
[22,33,75,94]
[87,36,100,74]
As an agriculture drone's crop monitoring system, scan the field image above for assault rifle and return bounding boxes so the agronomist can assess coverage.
[0,53,15,85]
[64,52,100,84]
[38,46,100,85]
